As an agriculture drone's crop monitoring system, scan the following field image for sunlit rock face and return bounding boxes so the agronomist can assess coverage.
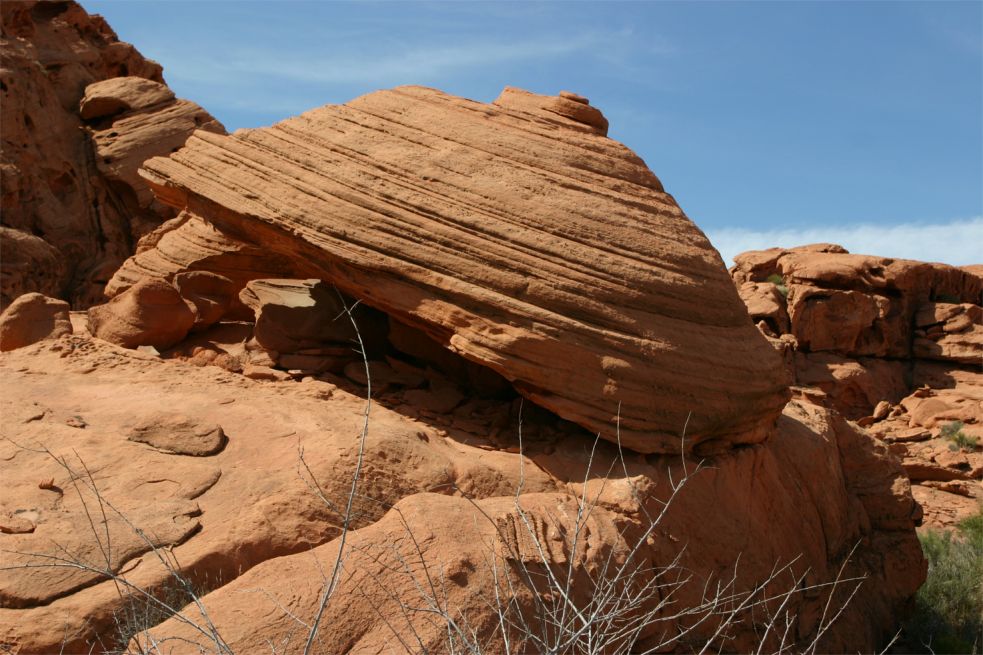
[126,84,790,454]
[732,244,983,529]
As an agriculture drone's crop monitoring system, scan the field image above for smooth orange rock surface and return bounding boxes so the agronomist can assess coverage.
[125,85,790,453]
[79,75,175,120]
[87,278,195,349]
[0,335,923,653]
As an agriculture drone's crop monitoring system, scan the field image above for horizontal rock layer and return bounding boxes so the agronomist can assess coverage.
[129,85,789,453]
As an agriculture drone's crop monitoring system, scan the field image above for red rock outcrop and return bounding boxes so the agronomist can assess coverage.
[0,335,923,653]
[107,85,790,454]
[731,245,983,528]
[0,1,224,308]
[0,12,928,649]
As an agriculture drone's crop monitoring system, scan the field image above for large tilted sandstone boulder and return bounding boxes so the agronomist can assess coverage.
[0,1,224,307]
[115,85,789,454]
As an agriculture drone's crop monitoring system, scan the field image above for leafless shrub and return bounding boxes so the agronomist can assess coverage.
[328,411,871,655]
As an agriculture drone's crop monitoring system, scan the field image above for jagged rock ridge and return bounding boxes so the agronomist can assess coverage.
[732,244,983,528]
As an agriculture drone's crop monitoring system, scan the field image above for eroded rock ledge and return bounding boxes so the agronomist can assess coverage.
[732,244,983,528]
[113,85,790,454]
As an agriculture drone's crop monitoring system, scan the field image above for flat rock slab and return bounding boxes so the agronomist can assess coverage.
[128,414,227,456]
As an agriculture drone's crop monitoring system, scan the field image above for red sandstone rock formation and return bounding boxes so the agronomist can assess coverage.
[87,278,196,349]
[732,244,983,528]
[0,1,224,308]
[0,8,928,649]
[108,85,790,454]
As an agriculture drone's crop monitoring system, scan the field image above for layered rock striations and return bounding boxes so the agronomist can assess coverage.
[119,85,790,454]
[0,1,224,308]
[732,244,983,527]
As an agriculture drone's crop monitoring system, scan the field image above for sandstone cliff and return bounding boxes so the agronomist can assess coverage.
[0,0,224,308]
[733,244,983,528]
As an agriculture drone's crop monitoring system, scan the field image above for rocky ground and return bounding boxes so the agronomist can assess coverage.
[0,319,924,653]
[1,2,977,654]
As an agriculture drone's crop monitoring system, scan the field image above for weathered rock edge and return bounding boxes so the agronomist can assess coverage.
[0,0,224,307]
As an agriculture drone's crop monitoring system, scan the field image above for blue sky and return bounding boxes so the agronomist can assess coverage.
[82,0,983,265]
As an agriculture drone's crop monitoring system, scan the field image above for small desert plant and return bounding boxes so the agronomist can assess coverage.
[904,507,983,654]
[766,274,789,299]
[940,421,979,452]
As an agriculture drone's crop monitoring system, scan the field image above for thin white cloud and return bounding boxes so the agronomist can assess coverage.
[707,216,983,268]
[167,32,623,87]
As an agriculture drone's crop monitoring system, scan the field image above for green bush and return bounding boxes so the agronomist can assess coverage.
[766,273,789,298]
[904,507,983,653]
[941,421,980,452]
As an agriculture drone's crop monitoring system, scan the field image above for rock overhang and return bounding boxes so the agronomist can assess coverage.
[128,85,791,453]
